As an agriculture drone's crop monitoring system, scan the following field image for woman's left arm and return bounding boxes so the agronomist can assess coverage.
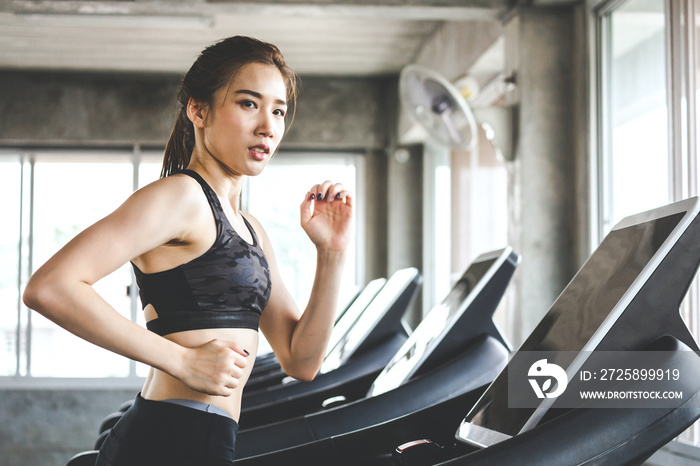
[253,181,353,381]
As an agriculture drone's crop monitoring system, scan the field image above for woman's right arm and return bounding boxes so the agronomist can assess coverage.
[23,176,247,396]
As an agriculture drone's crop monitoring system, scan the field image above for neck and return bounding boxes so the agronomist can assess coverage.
[186,157,244,214]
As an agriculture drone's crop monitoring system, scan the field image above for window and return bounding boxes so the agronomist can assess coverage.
[593,0,700,453]
[31,154,134,377]
[0,156,22,377]
[244,152,361,312]
[1,148,163,384]
[1,148,361,384]
[598,0,670,234]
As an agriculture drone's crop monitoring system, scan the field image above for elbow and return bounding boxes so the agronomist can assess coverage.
[289,369,318,383]
[23,272,59,315]
[282,361,321,382]
[23,275,43,310]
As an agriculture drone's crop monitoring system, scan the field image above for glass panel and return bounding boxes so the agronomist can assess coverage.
[138,156,163,189]
[684,0,700,449]
[0,157,21,376]
[136,154,163,377]
[434,164,451,303]
[246,155,358,310]
[606,0,669,229]
[30,156,133,377]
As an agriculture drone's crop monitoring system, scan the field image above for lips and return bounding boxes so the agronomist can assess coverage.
[249,144,270,161]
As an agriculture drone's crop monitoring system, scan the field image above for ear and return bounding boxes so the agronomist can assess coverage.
[186,98,208,129]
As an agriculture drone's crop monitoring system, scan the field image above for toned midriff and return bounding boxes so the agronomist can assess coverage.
[141,306,260,422]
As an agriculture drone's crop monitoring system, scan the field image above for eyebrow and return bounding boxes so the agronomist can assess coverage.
[234,89,287,106]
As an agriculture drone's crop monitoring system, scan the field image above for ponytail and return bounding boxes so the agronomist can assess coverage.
[161,105,194,178]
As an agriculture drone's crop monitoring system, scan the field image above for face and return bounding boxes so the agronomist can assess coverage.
[200,62,288,176]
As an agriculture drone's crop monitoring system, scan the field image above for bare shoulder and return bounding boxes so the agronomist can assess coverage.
[129,173,209,219]
[135,173,201,203]
[111,173,215,250]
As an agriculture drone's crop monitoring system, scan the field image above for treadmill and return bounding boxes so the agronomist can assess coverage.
[421,335,700,466]
[240,249,517,429]
[237,197,700,466]
[456,196,700,450]
[246,278,386,384]
[242,268,420,399]
[233,247,519,461]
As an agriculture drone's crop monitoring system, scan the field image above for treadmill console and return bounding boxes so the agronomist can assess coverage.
[369,248,517,396]
[458,197,700,448]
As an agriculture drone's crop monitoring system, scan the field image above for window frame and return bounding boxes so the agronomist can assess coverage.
[1,145,164,389]
[593,0,673,238]
[588,0,700,453]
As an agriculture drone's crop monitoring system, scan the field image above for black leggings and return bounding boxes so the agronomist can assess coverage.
[96,394,239,466]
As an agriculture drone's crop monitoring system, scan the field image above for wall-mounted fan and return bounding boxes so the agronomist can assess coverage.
[399,65,478,152]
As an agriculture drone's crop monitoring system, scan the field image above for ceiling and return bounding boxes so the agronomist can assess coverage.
[0,0,515,77]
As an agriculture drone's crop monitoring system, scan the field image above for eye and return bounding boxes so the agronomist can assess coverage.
[240,100,257,109]
[273,109,286,117]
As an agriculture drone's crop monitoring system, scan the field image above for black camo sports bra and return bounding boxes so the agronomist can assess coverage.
[132,170,272,336]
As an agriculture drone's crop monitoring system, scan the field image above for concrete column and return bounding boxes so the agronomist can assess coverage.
[387,144,424,327]
[363,148,389,282]
[510,7,578,343]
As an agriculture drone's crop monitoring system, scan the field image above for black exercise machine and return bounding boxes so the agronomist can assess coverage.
[235,197,700,466]
[239,248,518,429]
[233,247,519,461]
[241,268,420,398]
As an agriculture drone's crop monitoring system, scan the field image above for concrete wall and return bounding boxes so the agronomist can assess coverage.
[0,389,136,466]
[0,71,391,149]
[387,144,424,328]
[0,71,178,145]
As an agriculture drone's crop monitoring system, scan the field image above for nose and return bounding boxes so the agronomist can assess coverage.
[255,113,275,139]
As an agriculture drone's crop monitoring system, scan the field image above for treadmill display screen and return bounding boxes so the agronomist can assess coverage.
[369,257,499,396]
[459,212,685,443]
[321,268,418,374]
[326,279,386,357]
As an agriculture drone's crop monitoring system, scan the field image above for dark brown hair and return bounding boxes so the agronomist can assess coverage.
[161,36,298,177]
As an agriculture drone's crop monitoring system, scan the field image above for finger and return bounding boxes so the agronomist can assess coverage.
[224,376,240,390]
[218,340,250,359]
[301,192,314,225]
[230,364,244,379]
[332,190,347,202]
[315,180,333,201]
[326,183,344,202]
[308,184,321,198]
[211,385,233,397]
[342,191,354,207]
[214,341,249,372]
[301,189,317,207]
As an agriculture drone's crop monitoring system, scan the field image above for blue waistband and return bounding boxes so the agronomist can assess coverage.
[160,398,233,419]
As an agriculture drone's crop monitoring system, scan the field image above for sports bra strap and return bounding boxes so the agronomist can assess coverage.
[179,169,260,246]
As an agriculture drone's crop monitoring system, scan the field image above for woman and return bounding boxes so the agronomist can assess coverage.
[23,36,353,465]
